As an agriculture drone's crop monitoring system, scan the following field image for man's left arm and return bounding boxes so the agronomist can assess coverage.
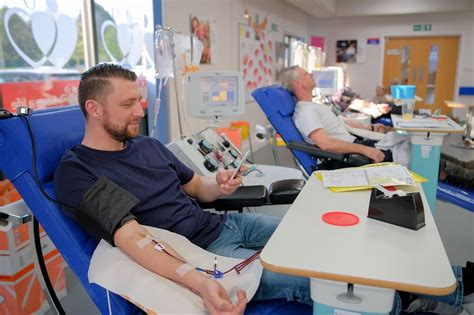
[182,169,243,203]
[343,117,372,130]
[343,117,387,133]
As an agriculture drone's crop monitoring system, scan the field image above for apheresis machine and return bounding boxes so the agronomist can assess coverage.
[312,66,345,97]
[167,71,302,189]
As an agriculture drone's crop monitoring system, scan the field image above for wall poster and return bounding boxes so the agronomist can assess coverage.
[336,39,366,64]
[190,15,216,64]
[336,39,357,63]
[238,24,275,101]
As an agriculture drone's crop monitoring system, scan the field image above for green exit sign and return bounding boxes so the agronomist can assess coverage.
[413,24,432,31]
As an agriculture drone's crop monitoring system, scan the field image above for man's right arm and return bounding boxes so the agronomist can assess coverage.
[113,220,246,314]
[309,128,385,163]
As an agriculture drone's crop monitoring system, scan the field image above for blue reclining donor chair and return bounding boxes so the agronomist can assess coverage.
[0,106,140,314]
[0,105,310,314]
[252,85,370,176]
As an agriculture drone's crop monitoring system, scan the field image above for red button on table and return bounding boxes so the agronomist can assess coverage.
[322,211,359,226]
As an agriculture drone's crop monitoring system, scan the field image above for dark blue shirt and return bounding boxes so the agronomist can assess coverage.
[54,136,226,248]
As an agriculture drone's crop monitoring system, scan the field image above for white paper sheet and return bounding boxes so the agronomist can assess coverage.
[321,165,413,187]
[88,226,263,314]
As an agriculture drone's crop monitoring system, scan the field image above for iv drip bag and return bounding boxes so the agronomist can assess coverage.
[155,26,174,79]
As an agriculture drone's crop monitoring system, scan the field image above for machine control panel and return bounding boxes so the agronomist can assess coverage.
[167,128,247,177]
[204,157,219,172]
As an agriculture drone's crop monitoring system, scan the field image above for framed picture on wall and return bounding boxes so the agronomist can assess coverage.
[190,15,216,64]
[336,40,357,63]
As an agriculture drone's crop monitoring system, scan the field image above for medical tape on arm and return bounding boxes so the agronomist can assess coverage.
[135,235,154,248]
[153,242,194,275]
[176,263,194,276]
[135,234,194,275]
[135,235,167,252]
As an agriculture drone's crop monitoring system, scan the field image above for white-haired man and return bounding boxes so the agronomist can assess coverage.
[281,65,392,164]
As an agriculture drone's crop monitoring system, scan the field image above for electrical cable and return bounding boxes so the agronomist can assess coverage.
[151,239,260,278]
[0,109,14,119]
[19,115,78,213]
[32,216,66,315]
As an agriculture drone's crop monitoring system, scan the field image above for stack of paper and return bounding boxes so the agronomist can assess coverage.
[316,163,425,192]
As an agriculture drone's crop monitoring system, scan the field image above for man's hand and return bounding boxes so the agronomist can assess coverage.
[372,123,387,133]
[363,147,385,163]
[200,278,247,315]
[376,103,391,114]
[216,168,244,196]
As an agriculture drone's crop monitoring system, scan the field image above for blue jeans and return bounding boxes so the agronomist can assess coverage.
[391,265,464,314]
[205,212,312,304]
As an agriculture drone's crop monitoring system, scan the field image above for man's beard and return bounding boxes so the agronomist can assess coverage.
[103,114,138,143]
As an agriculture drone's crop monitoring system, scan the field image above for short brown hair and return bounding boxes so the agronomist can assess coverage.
[78,63,137,118]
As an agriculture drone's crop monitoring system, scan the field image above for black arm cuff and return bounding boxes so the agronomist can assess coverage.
[78,176,139,246]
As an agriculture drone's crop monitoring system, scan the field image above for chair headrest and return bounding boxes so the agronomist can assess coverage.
[34,106,85,182]
[252,85,296,117]
[0,106,85,183]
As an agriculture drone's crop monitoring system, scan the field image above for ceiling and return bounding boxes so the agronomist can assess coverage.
[284,0,474,18]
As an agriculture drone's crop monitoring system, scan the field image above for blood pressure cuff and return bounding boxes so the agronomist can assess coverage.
[78,176,139,246]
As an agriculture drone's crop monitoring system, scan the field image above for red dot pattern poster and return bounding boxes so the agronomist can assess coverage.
[239,24,275,101]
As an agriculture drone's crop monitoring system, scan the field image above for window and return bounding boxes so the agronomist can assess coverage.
[1,0,83,111]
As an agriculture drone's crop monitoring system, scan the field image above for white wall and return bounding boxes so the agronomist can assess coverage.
[309,11,474,116]
[162,0,311,148]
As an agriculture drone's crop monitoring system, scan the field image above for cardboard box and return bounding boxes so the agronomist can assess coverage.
[0,181,67,314]
[0,251,66,315]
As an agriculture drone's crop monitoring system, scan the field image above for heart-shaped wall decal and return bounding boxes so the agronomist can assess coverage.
[117,23,132,58]
[48,14,77,68]
[4,7,48,68]
[31,11,56,56]
[125,24,143,67]
[101,20,123,63]
[144,32,155,67]
[101,20,144,68]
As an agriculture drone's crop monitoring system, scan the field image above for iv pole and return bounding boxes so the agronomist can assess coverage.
[153,25,192,140]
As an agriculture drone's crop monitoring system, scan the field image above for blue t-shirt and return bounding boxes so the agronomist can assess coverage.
[54,136,226,248]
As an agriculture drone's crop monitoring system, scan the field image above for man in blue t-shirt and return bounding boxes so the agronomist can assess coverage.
[54,63,311,314]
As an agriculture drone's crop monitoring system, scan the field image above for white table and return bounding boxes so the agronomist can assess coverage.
[260,174,456,314]
[391,114,464,213]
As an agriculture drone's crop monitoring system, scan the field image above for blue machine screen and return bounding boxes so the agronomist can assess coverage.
[314,71,335,89]
[200,76,238,108]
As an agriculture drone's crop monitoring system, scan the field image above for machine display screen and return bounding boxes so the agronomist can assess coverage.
[312,67,344,96]
[187,71,244,118]
[313,71,336,89]
[200,76,238,109]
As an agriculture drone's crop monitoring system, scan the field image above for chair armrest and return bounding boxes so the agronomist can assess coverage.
[269,179,305,204]
[198,185,268,211]
[347,154,371,166]
[288,141,345,161]
[345,125,385,141]
[0,199,32,228]
[288,140,371,167]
